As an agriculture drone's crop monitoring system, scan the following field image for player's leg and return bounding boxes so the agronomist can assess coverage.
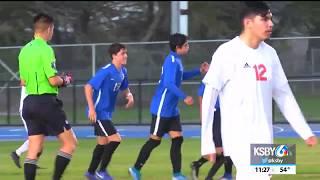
[48,97,77,180]
[24,135,44,180]
[221,156,233,180]
[129,115,163,180]
[168,116,186,180]
[96,120,121,179]
[85,122,109,179]
[11,109,30,168]
[190,155,208,180]
[206,108,232,180]
[11,140,29,168]
[54,127,77,180]
[204,149,224,180]
[22,96,46,180]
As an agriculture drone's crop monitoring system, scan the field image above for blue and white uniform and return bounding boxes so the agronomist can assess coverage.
[86,63,128,136]
[150,51,200,118]
[150,51,200,136]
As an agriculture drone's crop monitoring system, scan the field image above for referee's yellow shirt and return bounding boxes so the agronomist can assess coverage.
[19,37,58,95]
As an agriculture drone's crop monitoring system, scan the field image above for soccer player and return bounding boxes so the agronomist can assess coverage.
[84,43,134,180]
[10,86,43,169]
[18,13,77,180]
[190,82,233,180]
[129,33,209,180]
[201,2,318,180]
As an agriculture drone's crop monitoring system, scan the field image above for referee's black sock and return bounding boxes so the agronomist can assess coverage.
[224,156,233,174]
[171,136,183,174]
[24,158,37,180]
[205,154,225,179]
[99,141,120,172]
[134,138,161,170]
[53,151,72,180]
[88,144,105,174]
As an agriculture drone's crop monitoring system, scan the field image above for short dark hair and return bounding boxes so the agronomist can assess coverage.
[33,13,54,32]
[169,33,188,52]
[108,43,126,59]
[239,1,270,30]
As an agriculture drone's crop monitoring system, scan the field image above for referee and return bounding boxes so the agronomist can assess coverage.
[18,13,77,180]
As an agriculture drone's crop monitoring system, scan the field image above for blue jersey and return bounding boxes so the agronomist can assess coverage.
[86,63,129,121]
[198,82,219,109]
[150,51,200,118]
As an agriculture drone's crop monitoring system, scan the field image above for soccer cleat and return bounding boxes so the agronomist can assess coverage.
[95,171,113,180]
[172,172,188,180]
[219,173,233,180]
[128,167,141,180]
[84,172,98,180]
[10,151,21,168]
[190,161,200,180]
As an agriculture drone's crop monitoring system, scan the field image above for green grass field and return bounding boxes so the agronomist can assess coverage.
[0,138,319,180]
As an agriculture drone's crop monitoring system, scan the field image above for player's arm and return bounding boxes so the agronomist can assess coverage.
[120,67,134,108]
[42,47,71,87]
[84,83,96,123]
[163,59,193,105]
[183,62,209,80]
[85,69,108,123]
[273,83,317,146]
[272,53,317,147]
[122,88,134,109]
[201,84,219,162]
[20,79,26,86]
[183,68,201,80]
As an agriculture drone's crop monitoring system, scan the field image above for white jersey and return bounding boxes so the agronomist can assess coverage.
[201,36,314,158]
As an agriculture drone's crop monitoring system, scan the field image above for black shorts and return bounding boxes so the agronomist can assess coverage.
[213,109,222,147]
[150,115,182,137]
[94,120,117,136]
[22,94,71,136]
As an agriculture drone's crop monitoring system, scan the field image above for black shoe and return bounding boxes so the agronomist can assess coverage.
[190,161,200,180]
[10,151,21,168]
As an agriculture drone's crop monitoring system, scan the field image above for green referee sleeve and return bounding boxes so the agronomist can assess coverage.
[42,47,57,78]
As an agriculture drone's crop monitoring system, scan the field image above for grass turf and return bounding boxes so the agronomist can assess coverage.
[0,138,319,179]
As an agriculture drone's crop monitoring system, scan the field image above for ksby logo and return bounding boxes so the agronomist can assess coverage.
[275,145,289,157]
[254,145,290,157]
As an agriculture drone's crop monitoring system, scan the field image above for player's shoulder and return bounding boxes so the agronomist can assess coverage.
[97,63,112,74]
[261,41,278,57]
[101,63,112,70]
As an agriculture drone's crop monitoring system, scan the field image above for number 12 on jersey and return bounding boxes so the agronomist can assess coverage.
[254,64,267,81]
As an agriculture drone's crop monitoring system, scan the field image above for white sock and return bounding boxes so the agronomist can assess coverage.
[16,140,29,156]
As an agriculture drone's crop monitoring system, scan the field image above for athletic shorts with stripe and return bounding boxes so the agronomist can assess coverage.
[22,94,71,136]
[94,120,117,136]
[150,115,182,137]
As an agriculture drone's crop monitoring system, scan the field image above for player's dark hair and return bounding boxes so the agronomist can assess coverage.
[33,13,54,32]
[239,1,270,30]
[109,43,126,59]
[169,33,188,52]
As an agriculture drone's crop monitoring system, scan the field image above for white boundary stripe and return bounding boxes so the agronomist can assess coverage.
[0,135,21,137]
[94,90,101,107]
[97,120,108,136]
[273,125,285,134]
[153,88,168,135]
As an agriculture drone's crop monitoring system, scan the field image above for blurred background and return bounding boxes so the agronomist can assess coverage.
[1,1,320,125]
